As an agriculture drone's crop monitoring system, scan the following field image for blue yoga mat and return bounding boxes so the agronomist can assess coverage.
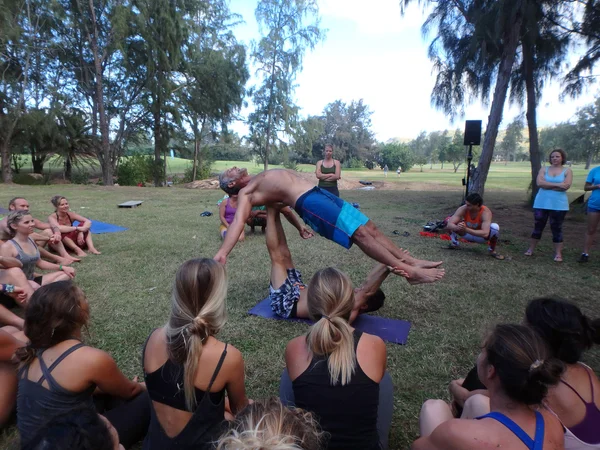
[249,298,411,345]
[73,220,128,234]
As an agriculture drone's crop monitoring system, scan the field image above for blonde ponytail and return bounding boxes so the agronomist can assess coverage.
[305,268,356,386]
[166,259,227,411]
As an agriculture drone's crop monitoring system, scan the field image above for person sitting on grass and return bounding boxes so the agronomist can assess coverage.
[22,406,125,450]
[264,205,388,324]
[0,197,79,265]
[0,256,30,327]
[0,326,26,428]
[142,258,250,450]
[445,193,504,260]
[15,281,150,449]
[219,194,245,241]
[0,211,75,301]
[280,267,393,450]
[48,195,101,257]
[217,397,324,450]
[526,297,600,449]
[412,324,565,450]
[215,167,444,285]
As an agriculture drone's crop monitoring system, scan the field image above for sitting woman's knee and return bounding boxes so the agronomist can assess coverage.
[461,394,490,419]
[420,399,449,420]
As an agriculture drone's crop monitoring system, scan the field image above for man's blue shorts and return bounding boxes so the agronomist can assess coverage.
[294,187,369,249]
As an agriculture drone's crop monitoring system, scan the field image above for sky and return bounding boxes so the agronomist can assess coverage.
[227,0,599,142]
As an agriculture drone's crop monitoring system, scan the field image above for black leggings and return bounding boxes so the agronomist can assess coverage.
[95,391,151,449]
[531,209,567,243]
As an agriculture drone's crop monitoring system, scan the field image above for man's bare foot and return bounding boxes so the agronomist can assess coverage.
[89,249,101,255]
[406,267,445,285]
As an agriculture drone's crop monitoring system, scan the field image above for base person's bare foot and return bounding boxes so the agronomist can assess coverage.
[89,248,101,255]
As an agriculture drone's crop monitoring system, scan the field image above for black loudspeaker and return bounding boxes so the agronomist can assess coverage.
[463,120,482,146]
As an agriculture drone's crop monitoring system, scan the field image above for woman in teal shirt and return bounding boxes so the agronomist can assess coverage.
[579,165,600,262]
[525,149,573,262]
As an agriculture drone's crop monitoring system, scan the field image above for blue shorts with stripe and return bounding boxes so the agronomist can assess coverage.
[294,187,370,249]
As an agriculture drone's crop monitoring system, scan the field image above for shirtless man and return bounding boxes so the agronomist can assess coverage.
[0,198,78,265]
[214,167,445,284]
[445,193,504,259]
[265,206,388,325]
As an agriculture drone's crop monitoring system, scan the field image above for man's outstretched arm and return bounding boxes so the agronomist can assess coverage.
[214,192,253,264]
[280,207,313,239]
[349,264,391,324]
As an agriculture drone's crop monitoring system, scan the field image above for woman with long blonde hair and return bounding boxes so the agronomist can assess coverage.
[142,258,249,450]
[280,267,393,450]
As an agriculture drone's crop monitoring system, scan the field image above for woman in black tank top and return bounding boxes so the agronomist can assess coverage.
[15,281,150,449]
[280,268,393,450]
[142,258,249,450]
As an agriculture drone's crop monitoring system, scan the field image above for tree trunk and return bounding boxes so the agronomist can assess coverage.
[153,98,163,186]
[87,0,112,186]
[523,41,542,203]
[1,141,12,183]
[586,152,592,170]
[470,0,525,196]
[65,155,73,181]
[192,138,199,181]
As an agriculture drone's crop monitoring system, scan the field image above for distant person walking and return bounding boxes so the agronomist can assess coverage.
[316,144,341,197]
[397,166,401,177]
[383,165,389,177]
[525,149,572,262]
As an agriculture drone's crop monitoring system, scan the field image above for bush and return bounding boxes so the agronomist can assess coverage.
[283,159,299,171]
[71,170,90,185]
[342,157,364,169]
[182,160,213,183]
[117,155,155,186]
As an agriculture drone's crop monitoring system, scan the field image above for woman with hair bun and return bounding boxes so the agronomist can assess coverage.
[217,397,324,450]
[142,258,249,450]
[280,267,393,450]
[526,297,600,449]
[413,324,565,450]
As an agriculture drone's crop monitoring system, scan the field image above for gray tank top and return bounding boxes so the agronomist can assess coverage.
[9,238,40,280]
[17,343,96,446]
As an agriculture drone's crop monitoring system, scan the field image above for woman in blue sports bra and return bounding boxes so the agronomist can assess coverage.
[412,324,565,450]
[142,258,250,450]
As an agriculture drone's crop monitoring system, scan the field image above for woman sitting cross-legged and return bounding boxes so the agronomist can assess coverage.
[48,195,101,257]
[412,324,565,450]
[526,297,600,449]
[15,281,150,449]
[0,211,75,302]
[280,267,393,450]
[142,258,249,450]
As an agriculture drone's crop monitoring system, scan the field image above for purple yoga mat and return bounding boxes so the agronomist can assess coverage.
[248,298,411,345]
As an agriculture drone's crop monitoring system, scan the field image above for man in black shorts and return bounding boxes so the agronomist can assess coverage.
[265,206,389,324]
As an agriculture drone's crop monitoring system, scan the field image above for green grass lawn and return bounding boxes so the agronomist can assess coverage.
[1,179,599,449]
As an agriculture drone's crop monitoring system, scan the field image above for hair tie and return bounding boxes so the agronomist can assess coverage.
[529,359,543,372]
[321,315,333,323]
